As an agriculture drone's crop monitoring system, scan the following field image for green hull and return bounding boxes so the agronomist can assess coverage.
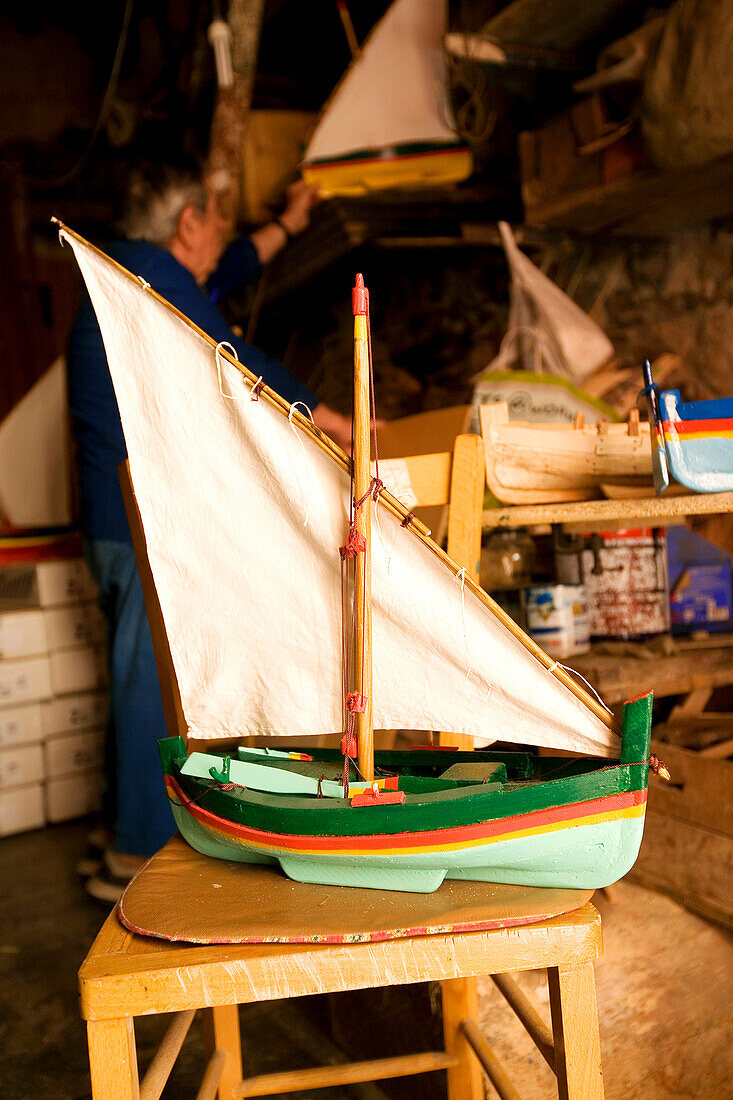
[161,694,653,893]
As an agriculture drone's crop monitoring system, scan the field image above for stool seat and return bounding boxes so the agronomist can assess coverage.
[79,840,605,1100]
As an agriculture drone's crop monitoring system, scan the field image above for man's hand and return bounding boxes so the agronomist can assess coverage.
[312,404,352,451]
[278,180,320,236]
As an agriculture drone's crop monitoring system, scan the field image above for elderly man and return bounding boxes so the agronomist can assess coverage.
[69,156,350,901]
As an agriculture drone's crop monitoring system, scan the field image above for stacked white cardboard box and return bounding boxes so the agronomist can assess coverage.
[0,556,108,836]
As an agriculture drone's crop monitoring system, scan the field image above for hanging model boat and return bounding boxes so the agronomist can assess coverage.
[480,401,655,505]
[642,359,733,494]
[300,0,472,196]
[58,222,661,894]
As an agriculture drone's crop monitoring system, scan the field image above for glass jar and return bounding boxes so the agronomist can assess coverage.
[480,530,536,591]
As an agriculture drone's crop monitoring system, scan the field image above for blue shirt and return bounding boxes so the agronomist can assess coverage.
[68,239,318,543]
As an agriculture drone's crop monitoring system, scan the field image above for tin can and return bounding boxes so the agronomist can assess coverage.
[556,528,669,639]
[523,584,590,658]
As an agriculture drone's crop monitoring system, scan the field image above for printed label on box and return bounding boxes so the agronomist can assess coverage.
[0,656,52,705]
[41,692,108,737]
[35,559,97,607]
[43,604,106,650]
[45,728,104,778]
[49,647,107,696]
[0,702,43,747]
[0,744,44,789]
[45,768,103,823]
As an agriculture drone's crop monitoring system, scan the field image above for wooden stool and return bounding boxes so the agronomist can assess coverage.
[79,849,605,1100]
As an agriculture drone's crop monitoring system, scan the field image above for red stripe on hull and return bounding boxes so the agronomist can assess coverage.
[662,417,733,435]
[167,777,646,854]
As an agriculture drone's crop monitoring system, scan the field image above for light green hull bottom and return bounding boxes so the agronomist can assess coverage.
[171,804,645,893]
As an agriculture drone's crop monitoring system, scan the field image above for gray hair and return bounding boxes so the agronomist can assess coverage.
[119,159,207,246]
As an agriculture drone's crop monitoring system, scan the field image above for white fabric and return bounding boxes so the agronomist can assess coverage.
[304,0,456,163]
[373,459,418,509]
[494,222,613,384]
[64,231,616,757]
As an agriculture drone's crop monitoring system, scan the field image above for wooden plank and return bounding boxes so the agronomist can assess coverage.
[442,979,484,1100]
[523,150,733,237]
[238,1051,457,1097]
[459,1017,522,1100]
[571,647,733,705]
[548,963,604,1100]
[441,434,485,754]
[490,972,556,1072]
[483,491,733,529]
[629,810,733,929]
[79,904,602,1021]
[139,1009,195,1100]
[647,741,733,836]
[377,406,472,542]
[206,1005,242,1100]
[119,463,187,740]
[87,1017,140,1100]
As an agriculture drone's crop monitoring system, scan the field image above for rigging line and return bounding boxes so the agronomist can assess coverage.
[215,341,244,399]
[454,567,474,681]
[547,661,613,717]
[27,0,135,189]
[288,402,315,528]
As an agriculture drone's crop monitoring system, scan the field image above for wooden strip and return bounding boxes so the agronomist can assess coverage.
[483,491,733,529]
[646,741,732,835]
[441,434,485,754]
[195,1050,227,1100]
[442,978,484,1100]
[548,964,604,1100]
[398,452,452,506]
[629,810,733,928]
[87,1017,140,1100]
[490,972,556,1072]
[353,293,373,782]
[79,905,602,1020]
[459,1017,523,1100]
[55,221,615,733]
[139,1009,195,1100]
[207,1004,243,1100]
[699,737,733,759]
[236,1051,457,1096]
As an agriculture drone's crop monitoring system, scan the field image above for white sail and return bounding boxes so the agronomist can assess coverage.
[62,229,617,757]
[304,0,457,164]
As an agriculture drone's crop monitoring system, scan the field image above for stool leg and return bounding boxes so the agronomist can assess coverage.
[442,977,484,1100]
[87,1017,140,1100]
[202,1004,243,1100]
[548,963,604,1100]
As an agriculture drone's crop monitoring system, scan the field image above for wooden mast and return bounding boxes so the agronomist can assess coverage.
[352,274,374,781]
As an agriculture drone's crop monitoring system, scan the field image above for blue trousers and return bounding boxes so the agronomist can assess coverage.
[84,539,175,856]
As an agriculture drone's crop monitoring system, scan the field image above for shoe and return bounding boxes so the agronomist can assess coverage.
[76,825,113,878]
[84,849,142,905]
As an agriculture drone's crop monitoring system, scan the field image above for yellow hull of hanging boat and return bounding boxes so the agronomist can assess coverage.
[302,145,473,197]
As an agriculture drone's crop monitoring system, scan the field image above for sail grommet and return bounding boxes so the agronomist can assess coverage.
[250,376,264,401]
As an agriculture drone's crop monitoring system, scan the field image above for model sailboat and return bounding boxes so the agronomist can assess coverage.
[643,359,733,494]
[59,222,658,893]
[301,0,472,195]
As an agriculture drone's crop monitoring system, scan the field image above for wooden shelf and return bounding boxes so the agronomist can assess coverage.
[571,637,733,705]
[482,491,733,531]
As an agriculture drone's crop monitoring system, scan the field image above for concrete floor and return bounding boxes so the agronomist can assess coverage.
[1,820,731,1100]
